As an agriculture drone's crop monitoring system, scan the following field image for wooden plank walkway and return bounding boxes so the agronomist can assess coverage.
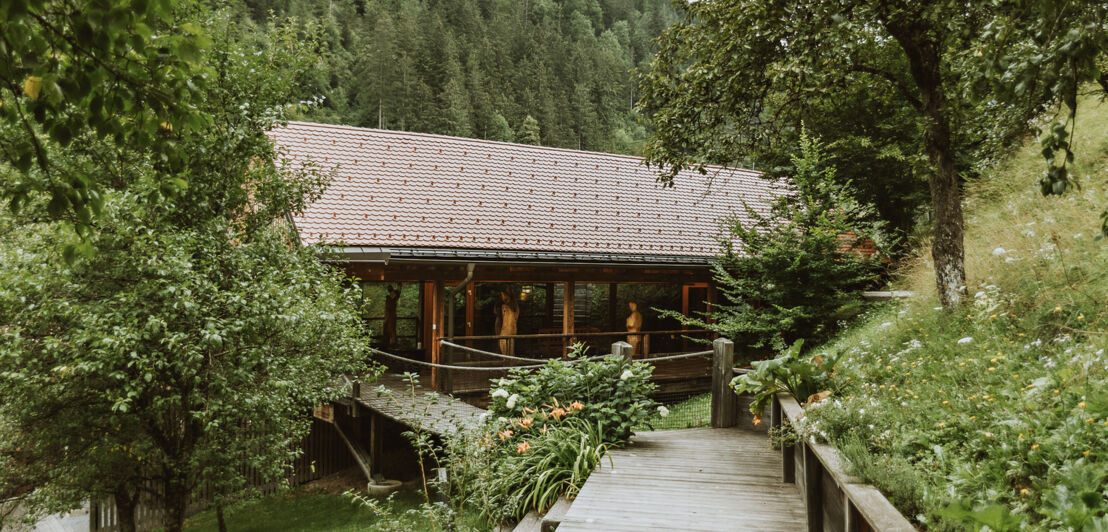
[558,428,807,531]
[355,373,485,436]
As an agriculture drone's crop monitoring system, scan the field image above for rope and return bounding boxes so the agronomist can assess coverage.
[438,340,555,363]
[369,347,563,371]
[636,350,714,362]
[368,347,714,372]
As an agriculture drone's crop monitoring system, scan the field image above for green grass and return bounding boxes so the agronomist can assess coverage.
[801,96,1108,531]
[181,490,462,532]
[640,393,711,430]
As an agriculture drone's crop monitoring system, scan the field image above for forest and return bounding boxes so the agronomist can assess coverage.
[234,0,678,154]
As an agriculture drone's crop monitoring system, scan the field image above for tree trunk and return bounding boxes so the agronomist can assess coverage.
[887,20,967,307]
[113,488,138,532]
[216,504,228,532]
[162,478,189,532]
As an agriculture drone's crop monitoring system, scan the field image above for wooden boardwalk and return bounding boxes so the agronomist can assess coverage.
[355,373,485,436]
[558,428,807,531]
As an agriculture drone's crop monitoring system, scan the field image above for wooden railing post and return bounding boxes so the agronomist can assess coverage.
[611,341,633,362]
[805,444,823,532]
[771,395,796,483]
[710,338,736,428]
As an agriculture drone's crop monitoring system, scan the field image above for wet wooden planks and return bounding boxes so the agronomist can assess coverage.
[559,428,807,531]
[356,373,485,436]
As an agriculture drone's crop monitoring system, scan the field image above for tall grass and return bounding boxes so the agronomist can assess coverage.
[801,96,1108,530]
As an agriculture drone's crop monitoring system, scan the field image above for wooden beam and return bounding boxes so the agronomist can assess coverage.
[421,282,434,361]
[562,281,575,357]
[340,262,714,284]
[464,283,475,337]
[608,283,618,331]
[430,280,445,391]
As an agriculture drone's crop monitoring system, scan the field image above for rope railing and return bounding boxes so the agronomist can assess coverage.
[368,346,716,373]
[438,340,556,363]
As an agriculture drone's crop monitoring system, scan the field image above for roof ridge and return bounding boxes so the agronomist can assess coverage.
[279,120,762,176]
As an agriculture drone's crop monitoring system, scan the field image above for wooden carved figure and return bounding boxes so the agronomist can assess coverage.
[498,289,519,355]
[626,301,643,355]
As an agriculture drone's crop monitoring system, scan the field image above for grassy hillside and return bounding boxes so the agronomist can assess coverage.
[803,97,1108,531]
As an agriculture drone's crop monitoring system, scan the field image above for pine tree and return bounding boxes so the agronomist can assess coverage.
[517,115,541,145]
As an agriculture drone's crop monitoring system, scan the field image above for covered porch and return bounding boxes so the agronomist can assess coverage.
[344,254,719,395]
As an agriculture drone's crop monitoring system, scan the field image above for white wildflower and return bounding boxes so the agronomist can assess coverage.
[992,247,1007,256]
[957,337,973,345]
[657,406,670,418]
[491,388,509,399]
[620,369,634,381]
[506,394,519,409]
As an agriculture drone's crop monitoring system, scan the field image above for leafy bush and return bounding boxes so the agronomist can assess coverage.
[731,340,842,415]
[487,343,659,442]
[439,345,658,525]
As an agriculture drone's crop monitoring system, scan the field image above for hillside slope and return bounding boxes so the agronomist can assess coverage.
[235,0,676,154]
[803,98,1108,530]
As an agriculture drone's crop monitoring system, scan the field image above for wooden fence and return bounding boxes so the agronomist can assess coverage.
[90,416,355,532]
[707,339,915,532]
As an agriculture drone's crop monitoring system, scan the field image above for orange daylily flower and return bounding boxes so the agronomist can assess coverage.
[570,401,584,411]
[498,429,513,440]
[519,417,534,429]
[516,441,531,454]
[549,407,567,420]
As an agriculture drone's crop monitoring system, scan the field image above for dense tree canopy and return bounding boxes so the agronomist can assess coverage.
[638,0,1108,307]
[0,14,373,532]
[234,0,677,154]
[0,0,211,238]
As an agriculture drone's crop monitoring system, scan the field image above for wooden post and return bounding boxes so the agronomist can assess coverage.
[431,280,445,391]
[611,341,633,362]
[464,284,475,339]
[608,283,618,331]
[562,281,575,358]
[805,445,823,532]
[771,395,796,483]
[845,499,861,532]
[369,411,383,477]
[710,337,736,428]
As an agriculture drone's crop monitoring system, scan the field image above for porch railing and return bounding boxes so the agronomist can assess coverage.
[435,329,713,394]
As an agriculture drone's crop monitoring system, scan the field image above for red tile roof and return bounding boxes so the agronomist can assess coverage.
[269,122,782,260]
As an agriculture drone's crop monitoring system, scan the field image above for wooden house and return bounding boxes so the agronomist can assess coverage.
[268,122,782,392]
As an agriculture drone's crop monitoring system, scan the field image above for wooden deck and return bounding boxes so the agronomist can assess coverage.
[558,428,807,531]
[355,373,485,436]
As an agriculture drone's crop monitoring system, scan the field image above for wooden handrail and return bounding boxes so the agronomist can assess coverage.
[444,329,711,341]
[771,392,915,532]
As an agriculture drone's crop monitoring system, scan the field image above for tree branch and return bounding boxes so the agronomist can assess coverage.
[845,64,923,111]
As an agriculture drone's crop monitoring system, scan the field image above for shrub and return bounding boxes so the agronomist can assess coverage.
[440,345,658,525]
[487,343,658,442]
[731,339,842,415]
[664,132,888,357]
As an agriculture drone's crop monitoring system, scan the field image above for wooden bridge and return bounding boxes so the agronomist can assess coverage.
[352,340,914,532]
[557,428,806,531]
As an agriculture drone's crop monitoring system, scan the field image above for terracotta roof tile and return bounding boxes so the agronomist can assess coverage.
[269,122,782,258]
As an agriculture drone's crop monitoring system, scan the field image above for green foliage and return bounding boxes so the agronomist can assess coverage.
[794,96,1108,530]
[436,345,658,525]
[666,133,885,355]
[731,340,842,416]
[0,12,373,532]
[444,414,610,525]
[637,0,1108,305]
[259,0,677,154]
[516,115,542,146]
[488,343,658,441]
[0,0,211,238]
